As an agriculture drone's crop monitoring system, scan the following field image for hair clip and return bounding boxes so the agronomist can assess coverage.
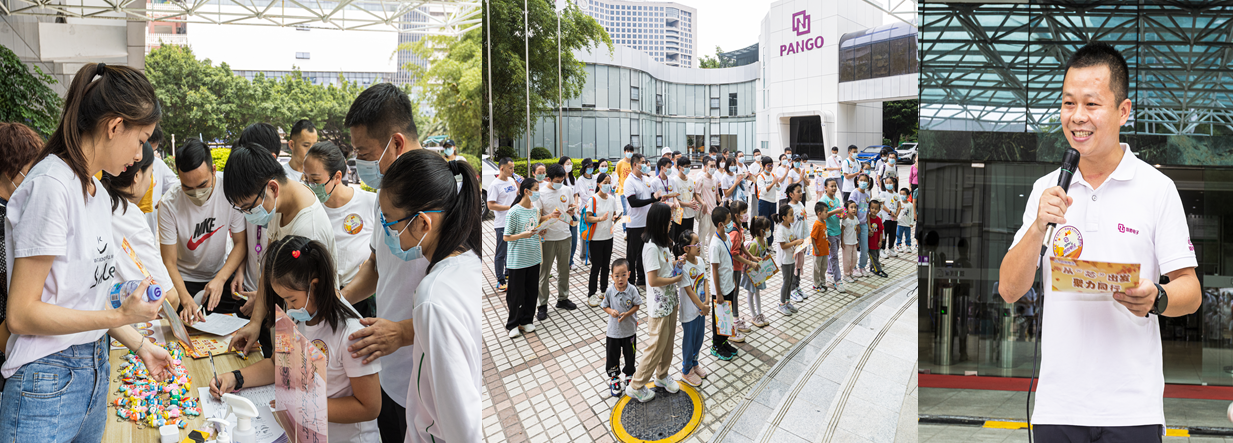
[291,250,301,258]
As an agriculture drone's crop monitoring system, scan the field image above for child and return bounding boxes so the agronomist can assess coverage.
[774,205,805,316]
[709,207,743,359]
[849,174,873,277]
[676,231,710,387]
[600,259,643,397]
[868,199,888,278]
[895,187,915,254]
[726,201,763,329]
[743,217,774,327]
[841,201,860,282]
[504,178,551,337]
[210,236,381,442]
[821,178,845,291]
[785,183,809,303]
[626,203,684,403]
[810,202,832,291]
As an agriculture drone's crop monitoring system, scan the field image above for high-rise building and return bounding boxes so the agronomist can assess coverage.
[576,0,698,68]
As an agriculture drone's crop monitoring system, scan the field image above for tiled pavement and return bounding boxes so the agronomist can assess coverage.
[479,205,920,443]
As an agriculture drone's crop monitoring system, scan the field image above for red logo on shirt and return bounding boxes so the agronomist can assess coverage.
[188,218,224,251]
[1117,223,1139,235]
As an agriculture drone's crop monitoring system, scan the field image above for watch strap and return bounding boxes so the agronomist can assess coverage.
[1149,282,1167,316]
[232,369,245,390]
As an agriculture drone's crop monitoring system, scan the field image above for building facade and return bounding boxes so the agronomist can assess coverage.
[576,0,697,68]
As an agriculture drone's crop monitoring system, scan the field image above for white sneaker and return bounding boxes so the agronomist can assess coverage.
[790,291,804,303]
[655,375,681,394]
[845,276,856,283]
[587,294,601,307]
[888,250,898,258]
[522,323,535,333]
[508,328,521,338]
[834,282,847,293]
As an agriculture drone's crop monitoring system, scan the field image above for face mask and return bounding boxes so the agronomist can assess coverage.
[530,191,540,201]
[889,159,896,165]
[564,164,573,172]
[708,167,717,175]
[624,152,633,159]
[243,188,277,227]
[794,162,801,168]
[185,183,213,206]
[641,164,652,174]
[552,182,562,190]
[585,167,594,176]
[307,180,337,203]
[383,211,441,261]
[286,282,316,323]
[356,137,392,189]
[727,221,737,233]
[601,184,612,194]
[535,173,546,181]
[443,148,454,157]
[728,165,736,173]
[885,184,894,191]
[901,194,908,200]
[859,181,868,190]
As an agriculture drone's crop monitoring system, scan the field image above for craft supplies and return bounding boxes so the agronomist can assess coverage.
[111,343,203,429]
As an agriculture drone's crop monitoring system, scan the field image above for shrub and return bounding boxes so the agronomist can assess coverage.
[211,148,230,171]
[495,146,519,161]
[529,147,553,160]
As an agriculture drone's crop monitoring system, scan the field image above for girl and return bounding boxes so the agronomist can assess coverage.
[586,173,620,307]
[576,158,597,266]
[209,236,382,442]
[896,187,915,254]
[379,150,483,441]
[821,179,845,288]
[302,141,379,316]
[744,217,774,326]
[879,176,900,259]
[849,174,873,277]
[841,200,861,283]
[626,203,684,403]
[101,140,181,310]
[505,178,552,336]
[785,183,809,303]
[726,201,763,328]
[675,230,710,387]
[774,205,805,316]
[597,159,611,177]
[558,157,580,269]
[1,63,172,441]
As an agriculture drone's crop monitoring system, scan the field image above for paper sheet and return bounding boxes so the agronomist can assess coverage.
[273,305,328,443]
[190,313,251,337]
[747,259,781,287]
[198,386,288,443]
[186,336,234,359]
[714,300,734,336]
[1049,257,1141,294]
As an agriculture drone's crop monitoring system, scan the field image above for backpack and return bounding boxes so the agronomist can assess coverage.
[579,196,599,241]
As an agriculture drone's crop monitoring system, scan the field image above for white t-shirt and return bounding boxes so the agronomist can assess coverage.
[282,162,304,183]
[671,175,696,219]
[268,195,340,285]
[789,201,808,240]
[718,173,736,202]
[774,224,795,265]
[677,258,706,324]
[486,177,519,229]
[3,156,117,378]
[158,172,246,282]
[575,174,597,205]
[622,174,654,229]
[1011,144,1196,428]
[533,183,574,242]
[841,158,859,193]
[323,190,377,287]
[404,252,481,443]
[641,242,678,319]
[842,218,859,245]
[897,199,914,227]
[371,190,429,408]
[585,193,619,242]
[755,172,778,203]
[111,203,173,292]
[826,154,843,179]
[708,233,734,296]
[879,190,899,221]
[147,160,181,235]
[298,311,382,443]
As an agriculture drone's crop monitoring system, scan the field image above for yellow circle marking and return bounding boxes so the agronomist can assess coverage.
[610,383,704,443]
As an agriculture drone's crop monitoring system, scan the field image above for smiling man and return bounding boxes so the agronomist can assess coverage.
[997,42,1200,442]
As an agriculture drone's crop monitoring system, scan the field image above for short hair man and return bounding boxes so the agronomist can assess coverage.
[283,119,319,181]
[998,42,1199,442]
[487,157,518,291]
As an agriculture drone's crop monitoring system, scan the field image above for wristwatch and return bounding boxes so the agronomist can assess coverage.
[232,369,245,390]
[1149,282,1168,317]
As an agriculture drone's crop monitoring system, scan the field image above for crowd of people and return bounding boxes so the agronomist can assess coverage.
[0,63,480,442]
[487,142,919,401]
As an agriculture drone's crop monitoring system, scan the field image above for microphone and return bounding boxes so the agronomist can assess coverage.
[1042,148,1082,245]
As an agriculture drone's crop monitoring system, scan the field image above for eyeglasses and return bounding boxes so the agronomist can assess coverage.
[233,190,266,214]
[380,210,443,233]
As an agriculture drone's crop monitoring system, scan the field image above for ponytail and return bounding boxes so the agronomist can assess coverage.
[382,151,482,272]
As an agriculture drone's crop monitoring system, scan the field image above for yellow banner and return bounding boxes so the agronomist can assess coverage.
[1049,256,1140,293]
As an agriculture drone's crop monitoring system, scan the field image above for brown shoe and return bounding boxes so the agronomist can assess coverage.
[693,363,708,379]
[679,371,702,387]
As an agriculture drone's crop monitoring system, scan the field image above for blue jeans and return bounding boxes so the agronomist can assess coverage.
[569,224,578,266]
[494,227,508,285]
[758,200,777,243]
[858,223,870,269]
[620,195,629,232]
[896,225,913,248]
[681,316,706,375]
[0,335,111,443]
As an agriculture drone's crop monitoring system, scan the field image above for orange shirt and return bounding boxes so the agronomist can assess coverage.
[615,159,631,194]
[811,220,829,256]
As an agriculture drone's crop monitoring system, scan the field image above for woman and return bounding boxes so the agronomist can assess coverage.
[575,158,597,266]
[302,141,378,317]
[625,203,683,402]
[379,150,482,442]
[100,140,181,311]
[1,62,172,441]
[585,173,619,307]
[0,122,43,395]
[558,157,580,269]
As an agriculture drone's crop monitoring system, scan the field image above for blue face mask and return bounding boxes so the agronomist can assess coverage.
[286,282,316,323]
[794,162,801,168]
[552,182,562,190]
[859,181,868,190]
[356,137,392,189]
[885,184,894,191]
[243,189,277,227]
[382,211,441,261]
[535,173,546,181]
[889,159,896,165]
[530,191,540,201]
[641,164,652,174]
[624,152,633,159]
[727,221,737,233]
[601,184,612,194]
[443,147,454,157]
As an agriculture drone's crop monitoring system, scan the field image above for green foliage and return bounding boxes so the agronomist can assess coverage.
[529,147,553,160]
[211,148,231,171]
[495,146,519,160]
[400,30,482,156]
[883,99,919,146]
[163,155,178,178]
[699,46,732,69]
[460,153,481,168]
[0,45,61,137]
[360,183,377,193]
[485,0,613,144]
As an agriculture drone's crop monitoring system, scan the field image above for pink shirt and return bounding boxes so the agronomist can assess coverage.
[694,173,718,216]
[909,164,918,185]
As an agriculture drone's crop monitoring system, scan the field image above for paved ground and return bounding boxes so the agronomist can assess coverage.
[478,189,920,443]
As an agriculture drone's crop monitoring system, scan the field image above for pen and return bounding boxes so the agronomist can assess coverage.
[207,351,219,391]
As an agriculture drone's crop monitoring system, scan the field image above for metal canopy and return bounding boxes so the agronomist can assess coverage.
[921,1,1233,135]
[0,0,480,33]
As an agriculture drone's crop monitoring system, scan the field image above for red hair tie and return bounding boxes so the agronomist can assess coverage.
[291,250,301,258]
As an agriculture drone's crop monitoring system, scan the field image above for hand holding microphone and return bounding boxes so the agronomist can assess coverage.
[1037,148,1082,243]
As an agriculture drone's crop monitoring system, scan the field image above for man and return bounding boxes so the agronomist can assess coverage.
[283,119,318,182]
[159,139,248,321]
[622,153,656,288]
[487,157,518,292]
[841,145,860,202]
[615,144,636,226]
[672,150,682,164]
[535,164,578,320]
[234,123,285,296]
[997,42,1199,442]
[669,156,698,243]
[754,156,784,221]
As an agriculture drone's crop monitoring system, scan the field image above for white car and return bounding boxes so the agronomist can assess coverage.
[481,155,498,219]
[896,143,918,164]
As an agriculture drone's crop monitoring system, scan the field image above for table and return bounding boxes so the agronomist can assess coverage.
[102,320,264,443]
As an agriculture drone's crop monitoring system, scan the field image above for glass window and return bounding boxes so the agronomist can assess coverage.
[631,135,640,148]
[710,98,719,108]
[656,135,663,147]
[729,93,737,116]
[296,52,310,59]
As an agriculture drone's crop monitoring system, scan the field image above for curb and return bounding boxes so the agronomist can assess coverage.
[917,415,1233,437]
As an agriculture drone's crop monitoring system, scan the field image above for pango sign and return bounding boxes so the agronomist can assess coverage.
[782,10,823,56]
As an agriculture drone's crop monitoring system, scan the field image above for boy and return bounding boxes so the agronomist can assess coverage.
[709,206,742,359]
[868,199,888,278]
[895,187,915,254]
[810,202,833,291]
[601,259,643,397]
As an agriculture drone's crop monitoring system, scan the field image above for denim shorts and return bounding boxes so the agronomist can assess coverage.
[0,335,111,443]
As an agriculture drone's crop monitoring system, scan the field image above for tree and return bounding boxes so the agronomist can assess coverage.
[699,46,732,69]
[401,29,483,156]
[0,44,61,137]
[483,0,613,154]
[883,99,919,145]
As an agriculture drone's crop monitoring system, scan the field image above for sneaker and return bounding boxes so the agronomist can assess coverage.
[609,376,623,397]
[679,371,702,387]
[752,314,770,328]
[889,250,898,258]
[880,250,888,259]
[729,331,746,343]
[694,363,708,379]
[834,282,847,293]
[624,374,632,389]
[497,282,508,292]
[522,323,535,333]
[587,294,601,307]
[711,345,736,361]
[556,299,578,310]
[537,305,548,321]
[845,276,856,283]
[508,328,521,338]
[779,304,794,316]
[818,284,828,293]
[721,342,740,357]
[625,384,655,403]
[655,375,681,394]
[790,291,804,303]
[786,302,799,313]
[736,318,751,333]
[879,271,889,278]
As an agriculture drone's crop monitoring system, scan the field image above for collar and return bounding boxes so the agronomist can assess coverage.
[1073,143,1138,189]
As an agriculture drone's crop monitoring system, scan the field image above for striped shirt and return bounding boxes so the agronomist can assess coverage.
[504,204,542,270]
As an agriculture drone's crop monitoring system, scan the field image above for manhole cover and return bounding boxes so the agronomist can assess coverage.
[611,383,704,442]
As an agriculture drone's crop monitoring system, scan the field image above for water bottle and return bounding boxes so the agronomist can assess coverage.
[108,279,163,309]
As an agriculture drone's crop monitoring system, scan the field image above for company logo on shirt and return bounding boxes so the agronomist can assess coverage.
[344,213,364,235]
[1188,238,1194,251]
[1052,225,1083,259]
[187,217,223,251]
[311,339,329,360]
[91,236,116,289]
[1117,223,1139,235]
[560,195,567,203]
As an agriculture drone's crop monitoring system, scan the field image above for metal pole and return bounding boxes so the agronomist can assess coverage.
[525,0,532,178]
[557,0,562,158]
[486,0,496,156]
